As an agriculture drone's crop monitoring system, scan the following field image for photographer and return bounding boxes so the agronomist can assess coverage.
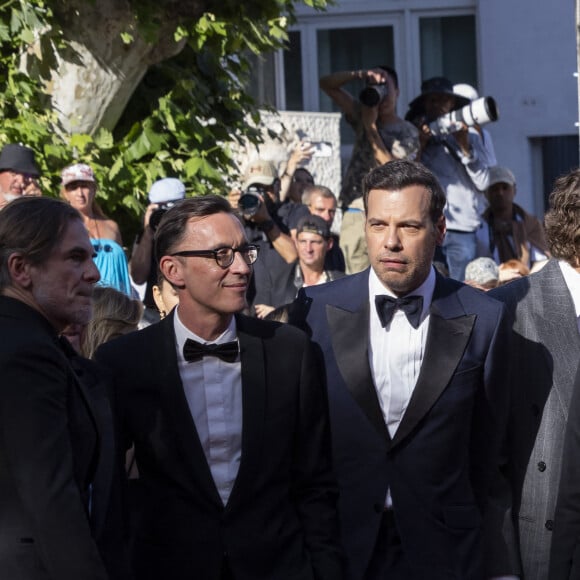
[320,65,419,273]
[406,76,491,281]
[229,159,299,309]
[130,177,185,323]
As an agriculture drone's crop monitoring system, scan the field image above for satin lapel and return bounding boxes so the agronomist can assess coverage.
[156,314,222,506]
[390,278,476,449]
[327,302,390,442]
[226,319,266,509]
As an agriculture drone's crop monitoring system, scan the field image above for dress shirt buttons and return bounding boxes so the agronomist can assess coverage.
[545,520,554,531]
[537,461,547,472]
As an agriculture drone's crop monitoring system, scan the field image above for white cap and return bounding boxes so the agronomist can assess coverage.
[148,178,186,204]
[453,83,479,101]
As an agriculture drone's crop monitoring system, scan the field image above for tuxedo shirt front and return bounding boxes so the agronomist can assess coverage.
[174,309,242,505]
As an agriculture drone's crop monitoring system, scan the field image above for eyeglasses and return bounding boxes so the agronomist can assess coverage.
[170,245,260,269]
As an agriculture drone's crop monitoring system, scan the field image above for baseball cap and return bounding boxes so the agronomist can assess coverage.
[61,163,95,186]
[148,178,186,204]
[295,214,331,239]
[464,257,499,285]
[487,166,516,189]
[242,160,277,190]
[453,83,479,101]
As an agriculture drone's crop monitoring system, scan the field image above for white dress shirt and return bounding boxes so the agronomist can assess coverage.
[174,308,243,505]
[368,267,435,508]
[559,260,580,333]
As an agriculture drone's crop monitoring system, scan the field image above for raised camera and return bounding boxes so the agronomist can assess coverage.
[238,185,266,217]
[149,201,181,231]
[359,83,388,107]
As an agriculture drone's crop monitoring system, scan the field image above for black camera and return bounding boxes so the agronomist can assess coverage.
[359,83,388,107]
[238,185,266,217]
[149,200,181,231]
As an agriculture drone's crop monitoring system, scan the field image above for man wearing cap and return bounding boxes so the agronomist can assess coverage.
[476,166,549,270]
[464,256,500,291]
[130,177,186,323]
[231,159,300,310]
[0,143,41,209]
[254,214,345,318]
[406,76,491,282]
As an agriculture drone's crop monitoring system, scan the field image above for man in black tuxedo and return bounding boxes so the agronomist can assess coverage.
[96,195,342,580]
[0,196,117,579]
[294,160,510,580]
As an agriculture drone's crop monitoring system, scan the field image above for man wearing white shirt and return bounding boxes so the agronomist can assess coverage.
[295,160,511,579]
[491,169,580,580]
[96,195,342,580]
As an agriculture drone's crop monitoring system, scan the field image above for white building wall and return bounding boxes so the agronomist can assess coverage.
[478,0,577,214]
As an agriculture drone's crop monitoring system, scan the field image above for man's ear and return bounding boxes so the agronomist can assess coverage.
[435,215,446,246]
[6,252,33,290]
[159,256,185,290]
[326,236,334,251]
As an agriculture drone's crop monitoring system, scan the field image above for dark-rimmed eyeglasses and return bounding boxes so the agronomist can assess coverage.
[170,245,260,269]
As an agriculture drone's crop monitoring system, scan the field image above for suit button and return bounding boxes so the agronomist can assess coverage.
[545,520,554,531]
[373,503,383,513]
[538,461,547,472]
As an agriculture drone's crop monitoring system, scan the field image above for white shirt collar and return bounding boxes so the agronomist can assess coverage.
[368,265,436,322]
[559,260,580,319]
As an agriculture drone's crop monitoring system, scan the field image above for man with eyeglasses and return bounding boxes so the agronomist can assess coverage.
[0,143,41,209]
[95,195,343,580]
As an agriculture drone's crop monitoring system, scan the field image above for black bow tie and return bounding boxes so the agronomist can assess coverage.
[183,338,239,364]
[375,295,424,329]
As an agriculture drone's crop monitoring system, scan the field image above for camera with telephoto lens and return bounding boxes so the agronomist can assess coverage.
[149,201,181,231]
[238,185,267,217]
[429,96,499,137]
[359,83,388,107]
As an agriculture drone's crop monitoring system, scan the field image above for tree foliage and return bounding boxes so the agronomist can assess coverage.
[0,0,328,237]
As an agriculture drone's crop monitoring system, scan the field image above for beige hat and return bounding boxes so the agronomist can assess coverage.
[242,159,277,190]
[487,166,516,189]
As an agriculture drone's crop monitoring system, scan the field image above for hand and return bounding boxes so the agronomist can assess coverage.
[143,203,159,229]
[287,142,313,175]
[255,304,275,319]
[365,68,389,85]
[451,123,470,155]
[227,188,242,209]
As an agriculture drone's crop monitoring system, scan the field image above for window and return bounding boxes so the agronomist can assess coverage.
[283,31,304,111]
[419,15,477,87]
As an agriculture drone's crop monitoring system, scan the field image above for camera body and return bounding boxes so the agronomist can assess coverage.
[429,96,499,137]
[238,185,267,217]
[149,200,181,231]
[359,83,388,107]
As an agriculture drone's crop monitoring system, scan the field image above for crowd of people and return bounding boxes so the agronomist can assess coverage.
[0,64,578,580]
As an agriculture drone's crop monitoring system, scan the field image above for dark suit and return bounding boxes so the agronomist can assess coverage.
[0,296,109,580]
[95,311,342,580]
[491,259,580,580]
[295,269,510,580]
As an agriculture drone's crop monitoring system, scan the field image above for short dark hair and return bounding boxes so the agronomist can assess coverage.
[0,197,81,291]
[377,65,399,89]
[362,159,446,224]
[544,169,580,265]
[154,194,233,263]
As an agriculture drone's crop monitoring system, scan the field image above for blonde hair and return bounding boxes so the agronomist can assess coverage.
[81,286,143,359]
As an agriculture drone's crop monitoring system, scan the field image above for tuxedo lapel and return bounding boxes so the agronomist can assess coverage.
[390,276,476,449]
[327,302,390,442]
[155,315,223,506]
[226,318,266,508]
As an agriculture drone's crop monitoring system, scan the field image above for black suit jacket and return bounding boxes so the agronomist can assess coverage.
[95,312,343,580]
[0,297,109,580]
[294,269,510,580]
